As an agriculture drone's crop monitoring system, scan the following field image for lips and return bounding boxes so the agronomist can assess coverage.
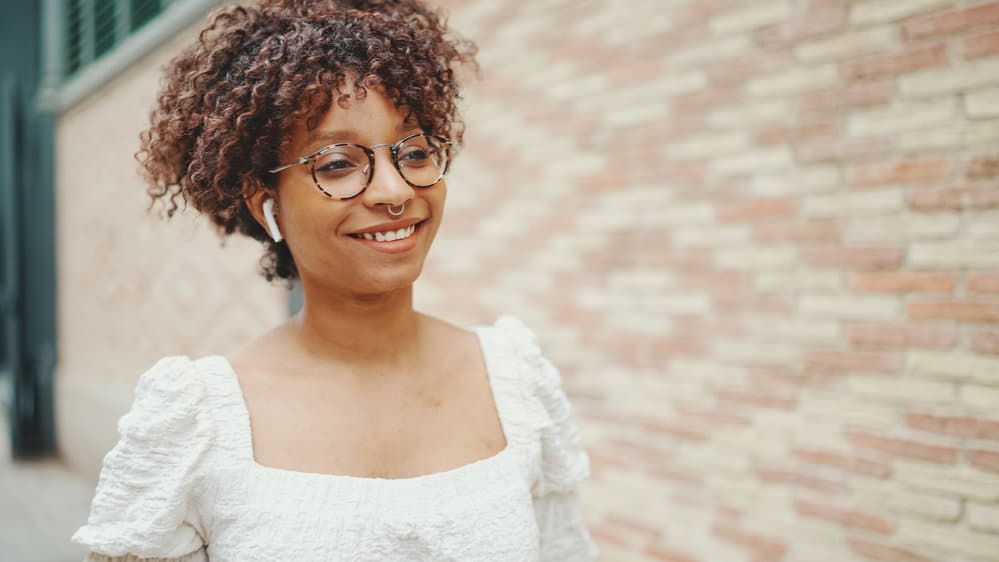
[347,217,423,238]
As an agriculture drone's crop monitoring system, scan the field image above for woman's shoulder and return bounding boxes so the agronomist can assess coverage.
[71,355,218,557]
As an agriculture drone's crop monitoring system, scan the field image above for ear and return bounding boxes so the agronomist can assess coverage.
[243,178,281,241]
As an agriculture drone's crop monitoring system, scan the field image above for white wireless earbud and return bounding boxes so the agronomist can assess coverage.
[262,198,283,243]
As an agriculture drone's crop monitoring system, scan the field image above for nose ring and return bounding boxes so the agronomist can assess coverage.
[387,203,406,217]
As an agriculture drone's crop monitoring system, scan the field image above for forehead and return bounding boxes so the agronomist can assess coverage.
[289,84,416,151]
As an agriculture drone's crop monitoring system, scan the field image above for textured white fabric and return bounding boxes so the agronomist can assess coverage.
[72,316,598,562]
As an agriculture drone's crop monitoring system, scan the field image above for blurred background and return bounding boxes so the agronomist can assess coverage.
[2,0,999,561]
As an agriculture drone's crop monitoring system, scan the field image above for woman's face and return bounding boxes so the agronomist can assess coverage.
[264,85,447,296]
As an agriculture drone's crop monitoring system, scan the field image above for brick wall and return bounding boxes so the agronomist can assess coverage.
[422,1,999,560]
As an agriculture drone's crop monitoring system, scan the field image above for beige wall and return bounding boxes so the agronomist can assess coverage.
[54,22,287,480]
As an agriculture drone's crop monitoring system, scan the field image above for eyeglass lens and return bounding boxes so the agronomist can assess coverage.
[312,134,448,198]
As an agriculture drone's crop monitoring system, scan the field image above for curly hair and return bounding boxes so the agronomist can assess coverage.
[138,0,477,281]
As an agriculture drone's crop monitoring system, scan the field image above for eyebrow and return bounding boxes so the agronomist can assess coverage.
[304,122,420,146]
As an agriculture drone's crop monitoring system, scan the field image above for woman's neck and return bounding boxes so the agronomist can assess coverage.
[289,284,423,365]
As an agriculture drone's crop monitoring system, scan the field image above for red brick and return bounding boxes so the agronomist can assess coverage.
[805,350,901,373]
[712,524,787,558]
[970,273,999,294]
[756,121,839,144]
[965,29,999,59]
[908,301,999,323]
[971,328,999,356]
[969,449,999,473]
[606,513,666,540]
[909,186,999,211]
[642,419,709,442]
[756,5,847,50]
[852,271,957,294]
[719,198,797,221]
[849,158,954,187]
[794,499,893,534]
[848,322,957,349]
[755,219,840,244]
[844,44,948,81]
[847,431,958,464]
[645,546,700,562]
[672,88,742,112]
[903,3,999,40]
[589,527,634,549]
[906,413,999,441]
[847,538,939,562]
[800,81,895,115]
[967,155,999,178]
[792,447,892,477]
[806,247,904,270]
[756,467,844,492]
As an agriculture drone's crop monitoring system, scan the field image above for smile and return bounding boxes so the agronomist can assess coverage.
[350,224,416,242]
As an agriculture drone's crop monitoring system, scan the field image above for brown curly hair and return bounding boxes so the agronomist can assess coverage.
[138,0,477,281]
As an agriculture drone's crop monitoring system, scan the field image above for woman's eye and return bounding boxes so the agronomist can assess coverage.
[316,159,358,173]
[400,149,430,163]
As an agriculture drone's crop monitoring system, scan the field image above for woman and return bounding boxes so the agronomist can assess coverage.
[71,1,597,561]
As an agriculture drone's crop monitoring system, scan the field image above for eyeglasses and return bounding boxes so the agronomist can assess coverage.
[267,132,453,200]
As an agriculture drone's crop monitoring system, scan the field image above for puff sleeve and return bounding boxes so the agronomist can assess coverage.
[497,316,599,562]
[71,356,212,562]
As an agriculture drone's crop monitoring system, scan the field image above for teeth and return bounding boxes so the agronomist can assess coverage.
[359,224,417,242]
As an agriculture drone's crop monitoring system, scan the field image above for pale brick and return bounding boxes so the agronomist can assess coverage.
[711,147,794,176]
[898,518,999,560]
[970,212,999,239]
[708,100,789,129]
[645,202,715,226]
[896,460,999,501]
[756,270,844,293]
[910,240,999,269]
[716,246,797,270]
[961,385,999,410]
[799,394,898,430]
[847,375,956,403]
[857,485,963,522]
[746,317,840,344]
[606,270,675,292]
[715,339,798,366]
[850,0,955,25]
[605,103,670,128]
[750,167,841,197]
[803,189,905,217]
[899,119,999,151]
[748,65,839,98]
[796,27,900,62]
[667,359,747,385]
[673,225,751,249]
[848,99,957,136]
[969,502,999,533]
[900,58,999,98]
[908,351,999,385]
[666,131,749,160]
[801,295,901,321]
[966,87,999,118]
[844,214,961,243]
[670,35,752,67]
[710,1,791,34]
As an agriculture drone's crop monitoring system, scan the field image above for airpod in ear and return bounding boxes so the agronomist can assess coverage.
[262,198,283,243]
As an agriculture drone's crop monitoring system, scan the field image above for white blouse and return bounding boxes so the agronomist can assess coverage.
[71,316,598,562]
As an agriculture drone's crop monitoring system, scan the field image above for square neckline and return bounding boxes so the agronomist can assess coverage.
[209,324,514,483]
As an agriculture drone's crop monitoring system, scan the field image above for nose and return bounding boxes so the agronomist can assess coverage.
[361,146,414,209]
